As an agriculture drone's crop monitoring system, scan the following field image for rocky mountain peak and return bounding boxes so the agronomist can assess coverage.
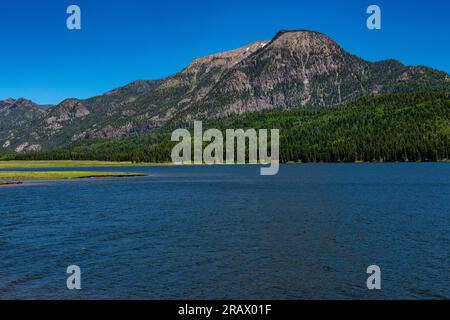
[1,98,17,105]
[270,30,345,56]
[0,98,39,110]
[50,98,90,120]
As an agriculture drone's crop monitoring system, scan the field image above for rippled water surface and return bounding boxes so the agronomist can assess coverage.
[1,164,449,299]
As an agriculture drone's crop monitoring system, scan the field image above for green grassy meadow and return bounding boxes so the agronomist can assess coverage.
[0,171,147,181]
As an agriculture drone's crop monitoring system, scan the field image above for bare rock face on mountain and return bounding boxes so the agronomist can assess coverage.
[161,40,269,99]
[0,99,46,151]
[1,30,449,152]
[0,98,45,121]
[194,30,449,117]
[195,30,363,116]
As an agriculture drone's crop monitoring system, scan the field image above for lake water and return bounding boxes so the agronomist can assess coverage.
[0,164,449,299]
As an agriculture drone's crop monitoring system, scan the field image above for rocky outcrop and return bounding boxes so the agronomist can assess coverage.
[14,142,42,153]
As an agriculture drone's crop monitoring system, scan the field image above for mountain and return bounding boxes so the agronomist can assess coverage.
[1,30,449,153]
[192,31,449,117]
[0,80,163,152]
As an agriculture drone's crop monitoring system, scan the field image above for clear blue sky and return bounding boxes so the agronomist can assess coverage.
[0,0,448,105]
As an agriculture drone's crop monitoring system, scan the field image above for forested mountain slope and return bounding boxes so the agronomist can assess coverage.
[11,92,449,163]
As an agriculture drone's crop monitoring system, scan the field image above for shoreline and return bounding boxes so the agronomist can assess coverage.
[0,159,449,169]
[0,181,23,186]
[0,160,169,169]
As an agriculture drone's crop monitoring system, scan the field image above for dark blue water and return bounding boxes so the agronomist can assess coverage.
[1,164,449,299]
